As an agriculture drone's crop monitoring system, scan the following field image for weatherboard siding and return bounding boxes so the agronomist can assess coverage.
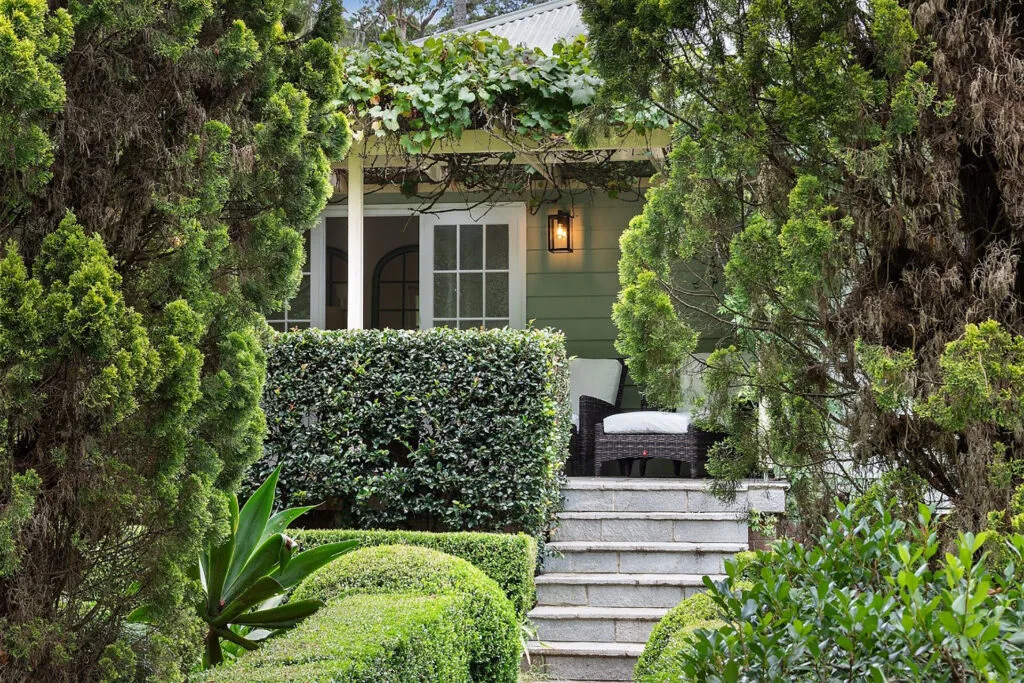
[355,190,645,405]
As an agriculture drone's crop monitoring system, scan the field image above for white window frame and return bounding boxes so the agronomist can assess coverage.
[314,202,527,330]
[267,222,321,330]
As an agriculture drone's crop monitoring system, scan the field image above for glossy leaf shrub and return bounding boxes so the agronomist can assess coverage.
[293,544,520,683]
[205,592,471,682]
[254,327,571,538]
[667,502,1024,682]
[294,528,537,617]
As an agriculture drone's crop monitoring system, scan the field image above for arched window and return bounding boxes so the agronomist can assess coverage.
[372,245,419,329]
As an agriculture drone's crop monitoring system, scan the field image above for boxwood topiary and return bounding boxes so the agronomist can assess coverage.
[634,592,723,682]
[293,544,520,683]
[293,528,537,617]
[205,592,471,682]
[251,327,571,539]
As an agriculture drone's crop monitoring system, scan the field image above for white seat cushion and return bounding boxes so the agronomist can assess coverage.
[603,411,691,434]
[570,358,623,412]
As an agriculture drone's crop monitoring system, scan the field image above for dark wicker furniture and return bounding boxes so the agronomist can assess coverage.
[593,424,726,478]
[566,359,627,477]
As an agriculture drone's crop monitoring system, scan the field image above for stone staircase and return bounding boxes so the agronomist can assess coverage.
[525,478,787,682]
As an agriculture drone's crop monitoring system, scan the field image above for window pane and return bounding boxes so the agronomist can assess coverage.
[404,284,419,310]
[268,321,286,332]
[379,311,402,329]
[434,225,457,270]
[434,273,456,318]
[404,253,418,279]
[485,272,509,317]
[378,282,403,311]
[485,319,509,329]
[434,319,456,328]
[289,321,310,330]
[459,319,482,330]
[486,224,509,269]
[288,275,311,319]
[380,255,403,281]
[459,225,483,269]
[459,273,483,317]
[404,311,418,329]
[329,282,347,309]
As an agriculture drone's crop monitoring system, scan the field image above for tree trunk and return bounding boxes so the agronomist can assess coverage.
[453,0,467,27]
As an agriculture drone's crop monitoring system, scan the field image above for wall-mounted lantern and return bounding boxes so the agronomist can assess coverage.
[547,210,573,253]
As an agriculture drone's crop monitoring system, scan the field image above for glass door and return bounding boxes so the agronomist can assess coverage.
[419,206,525,329]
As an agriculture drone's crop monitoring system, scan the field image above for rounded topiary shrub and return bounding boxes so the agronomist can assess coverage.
[634,592,722,682]
[293,544,520,683]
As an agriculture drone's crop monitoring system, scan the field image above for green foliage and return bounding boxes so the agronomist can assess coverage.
[634,592,721,682]
[0,1,352,679]
[582,0,1024,529]
[204,592,471,682]
[254,327,571,539]
[665,501,1024,681]
[293,528,537,618]
[189,466,356,668]
[0,468,39,576]
[293,544,520,683]
[341,31,603,154]
[0,0,73,203]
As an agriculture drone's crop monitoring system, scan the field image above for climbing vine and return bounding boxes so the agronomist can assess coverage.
[335,32,665,209]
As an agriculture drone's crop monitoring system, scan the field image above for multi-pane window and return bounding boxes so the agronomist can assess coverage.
[266,232,312,332]
[432,223,510,329]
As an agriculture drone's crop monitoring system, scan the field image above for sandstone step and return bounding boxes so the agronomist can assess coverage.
[545,541,746,575]
[552,510,748,543]
[529,606,666,643]
[535,572,721,608]
[526,641,642,682]
[562,477,786,514]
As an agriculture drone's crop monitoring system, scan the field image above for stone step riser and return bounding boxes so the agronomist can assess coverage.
[532,616,658,644]
[530,654,638,682]
[563,489,743,514]
[546,549,732,575]
[562,484,786,515]
[537,581,705,608]
[552,517,747,544]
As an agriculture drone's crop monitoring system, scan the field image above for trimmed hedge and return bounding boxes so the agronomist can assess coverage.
[293,545,520,683]
[634,592,722,682]
[293,528,537,617]
[252,328,571,537]
[205,593,470,682]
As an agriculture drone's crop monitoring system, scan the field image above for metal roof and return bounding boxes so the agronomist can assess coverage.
[421,0,586,53]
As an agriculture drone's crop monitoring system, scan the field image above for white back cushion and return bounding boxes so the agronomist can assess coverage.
[603,411,691,434]
[569,358,623,411]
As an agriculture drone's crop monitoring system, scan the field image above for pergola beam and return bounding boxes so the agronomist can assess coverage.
[343,127,672,164]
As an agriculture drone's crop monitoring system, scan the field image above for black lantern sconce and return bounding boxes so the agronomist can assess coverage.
[547,210,573,253]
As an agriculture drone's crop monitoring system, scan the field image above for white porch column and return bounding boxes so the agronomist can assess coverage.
[347,151,364,329]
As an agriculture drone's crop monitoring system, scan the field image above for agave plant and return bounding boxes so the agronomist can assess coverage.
[197,465,356,668]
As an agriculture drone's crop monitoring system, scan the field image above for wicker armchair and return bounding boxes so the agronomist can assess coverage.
[565,359,626,476]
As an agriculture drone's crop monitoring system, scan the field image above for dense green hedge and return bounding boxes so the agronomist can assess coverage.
[633,592,724,682]
[294,528,537,617]
[293,545,520,683]
[205,593,470,682]
[253,328,571,538]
